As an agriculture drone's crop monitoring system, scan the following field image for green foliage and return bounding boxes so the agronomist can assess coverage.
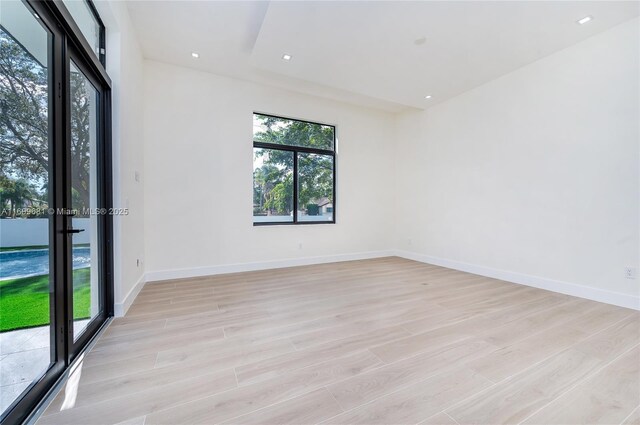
[0,30,92,214]
[253,115,334,216]
[298,153,333,208]
[0,32,49,180]
[264,174,293,214]
[254,114,334,150]
[0,268,91,332]
[0,176,35,216]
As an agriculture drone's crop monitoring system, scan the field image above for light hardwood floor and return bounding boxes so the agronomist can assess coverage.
[38,257,640,425]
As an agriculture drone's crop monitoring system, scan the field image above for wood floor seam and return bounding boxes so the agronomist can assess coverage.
[443,411,462,425]
[322,387,348,421]
[465,303,638,386]
[515,342,640,425]
[325,364,493,421]
[620,405,640,425]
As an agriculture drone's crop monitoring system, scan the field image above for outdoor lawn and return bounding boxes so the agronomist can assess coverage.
[0,268,90,332]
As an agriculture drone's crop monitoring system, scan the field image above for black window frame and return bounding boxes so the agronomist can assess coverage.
[253,112,337,226]
[57,0,106,67]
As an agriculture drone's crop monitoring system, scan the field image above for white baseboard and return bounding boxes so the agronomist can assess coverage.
[395,250,640,311]
[118,250,639,314]
[145,250,396,283]
[114,273,146,317]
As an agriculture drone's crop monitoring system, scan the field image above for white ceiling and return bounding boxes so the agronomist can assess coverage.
[126,1,639,112]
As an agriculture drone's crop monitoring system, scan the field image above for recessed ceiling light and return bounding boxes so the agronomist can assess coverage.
[424,95,432,99]
[577,16,593,25]
[191,52,200,58]
[282,54,292,61]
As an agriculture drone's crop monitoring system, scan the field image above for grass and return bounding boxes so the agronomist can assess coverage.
[0,243,90,252]
[0,245,48,252]
[0,268,91,332]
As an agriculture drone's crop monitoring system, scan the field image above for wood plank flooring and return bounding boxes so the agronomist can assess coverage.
[38,257,640,425]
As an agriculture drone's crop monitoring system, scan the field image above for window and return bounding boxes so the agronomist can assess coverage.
[61,0,105,65]
[253,113,336,225]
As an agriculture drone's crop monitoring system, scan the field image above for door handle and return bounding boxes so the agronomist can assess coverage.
[64,228,85,234]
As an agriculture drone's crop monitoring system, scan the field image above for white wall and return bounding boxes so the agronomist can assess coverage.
[95,1,146,315]
[142,61,396,280]
[0,219,90,247]
[395,19,640,308]
[134,16,639,310]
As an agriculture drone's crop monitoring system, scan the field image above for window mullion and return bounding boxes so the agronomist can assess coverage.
[253,141,333,157]
[293,151,298,223]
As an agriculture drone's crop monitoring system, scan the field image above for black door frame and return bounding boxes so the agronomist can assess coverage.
[1,1,113,423]
[64,44,112,360]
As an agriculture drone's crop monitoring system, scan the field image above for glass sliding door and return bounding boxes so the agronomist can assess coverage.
[0,0,112,423]
[68,61,101,341]
[64,41,110,363]
[0,0,58,419]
